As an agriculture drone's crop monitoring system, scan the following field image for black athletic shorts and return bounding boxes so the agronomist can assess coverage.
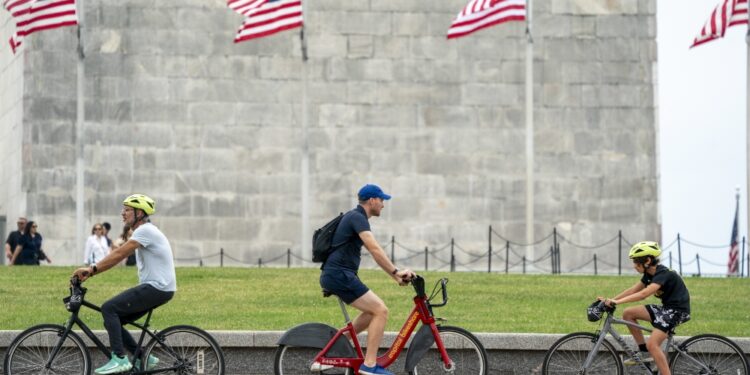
[320,270,369,304]
[646,304,691,333]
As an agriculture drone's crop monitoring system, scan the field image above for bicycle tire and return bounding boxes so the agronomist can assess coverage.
[669,333,749,375]
[542,332,623,375]
[274,345,354,375]
[408,325,488,375]
[143,325,225,375]
[3,323,91,375]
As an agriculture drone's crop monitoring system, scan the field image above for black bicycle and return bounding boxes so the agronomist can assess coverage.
[3,277,225,375]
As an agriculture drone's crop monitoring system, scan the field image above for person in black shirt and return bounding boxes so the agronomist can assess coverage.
[319,184,415,375]
[4,217,26,265]
[601,241,690,375]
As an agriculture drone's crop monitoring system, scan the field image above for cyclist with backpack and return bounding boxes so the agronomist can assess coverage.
[318,184,415,375]
[73,194,176,374]
[599,241,691,375]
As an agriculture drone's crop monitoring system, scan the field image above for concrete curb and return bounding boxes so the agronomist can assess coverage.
[3,330,748,350]
[3,331,748,374]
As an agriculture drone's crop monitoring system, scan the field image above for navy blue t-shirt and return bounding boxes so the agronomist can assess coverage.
[323,206,370,272]
[16,234,43,265]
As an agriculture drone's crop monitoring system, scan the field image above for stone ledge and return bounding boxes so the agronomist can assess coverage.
[2,330,748,352]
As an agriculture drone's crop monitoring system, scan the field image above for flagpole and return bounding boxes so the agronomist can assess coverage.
[746,26,749,257]
[75,0,85,262]
[525,0,534,255]
[300,3,310,262]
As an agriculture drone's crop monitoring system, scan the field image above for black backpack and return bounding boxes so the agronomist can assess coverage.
[312,213,344,263]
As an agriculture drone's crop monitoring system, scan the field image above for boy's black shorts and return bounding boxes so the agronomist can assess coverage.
[646,304,690,333]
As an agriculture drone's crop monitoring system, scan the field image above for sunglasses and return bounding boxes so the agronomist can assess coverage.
[32,225,38,228]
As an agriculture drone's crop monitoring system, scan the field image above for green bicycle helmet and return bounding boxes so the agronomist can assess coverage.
[628,241,661,259]
[123,194,155,215]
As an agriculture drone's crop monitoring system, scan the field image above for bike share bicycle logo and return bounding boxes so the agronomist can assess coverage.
[388,312,421,359]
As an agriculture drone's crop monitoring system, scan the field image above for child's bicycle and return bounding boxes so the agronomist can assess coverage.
[541,301,749,374]
[3,277,225,375]
[274,275,488,374]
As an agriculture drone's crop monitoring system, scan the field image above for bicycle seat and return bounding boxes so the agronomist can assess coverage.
[322,289,333,298]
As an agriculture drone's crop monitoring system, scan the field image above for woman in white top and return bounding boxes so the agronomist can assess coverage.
[84,223,110,265]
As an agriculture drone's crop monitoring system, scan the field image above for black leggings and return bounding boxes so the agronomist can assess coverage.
[101,284,174,357]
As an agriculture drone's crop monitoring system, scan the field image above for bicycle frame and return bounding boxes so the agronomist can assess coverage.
[583,311,712,374]
[50,287,181,375]
[312,279,453,372]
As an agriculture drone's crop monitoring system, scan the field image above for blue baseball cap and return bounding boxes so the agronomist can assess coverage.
[358,184,391,201]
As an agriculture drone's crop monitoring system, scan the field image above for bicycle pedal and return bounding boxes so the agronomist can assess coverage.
[310,361,334,372]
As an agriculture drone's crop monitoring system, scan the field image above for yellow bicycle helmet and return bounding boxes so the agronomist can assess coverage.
[123,194,155,215]
[628,241,661,259]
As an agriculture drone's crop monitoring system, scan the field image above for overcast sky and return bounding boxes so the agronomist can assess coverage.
[658,0,747,275]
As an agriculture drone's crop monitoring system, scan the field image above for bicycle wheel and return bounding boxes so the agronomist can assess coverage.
[274,345,353,375]
[3,324,91,375]
[143,325,225,375]
[408,325,487,375]
[670,333,749,375]
[542,332,623,375]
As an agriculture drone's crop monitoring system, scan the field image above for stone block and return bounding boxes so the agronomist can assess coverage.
[597,38,640,61]
[187,102,236,125]
[311,0,370,11]
[462,83,523,106]
[132,100,187,123]
[372,36,411,59]
[236,103,294,127]
[419,106,477,128]
[391,13,431,36]
[371,0,458,12]
[551,0,639,15]
[25,98,75,122]
[542,84,582,107]
[318,104,358,127]
[347,35,374,58]
[596,15,653,38]
[416,153,470,175]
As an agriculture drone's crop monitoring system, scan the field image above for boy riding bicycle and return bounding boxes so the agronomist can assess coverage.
[600,241,691,375]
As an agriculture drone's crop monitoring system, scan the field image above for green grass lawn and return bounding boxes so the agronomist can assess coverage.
[1,267,748,336]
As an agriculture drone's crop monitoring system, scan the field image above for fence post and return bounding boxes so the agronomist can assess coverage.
[424,247,428,271]
[523,256,526,274]
[391,236,395,263]
[677,233,683,276]
[594,254,598,276]
[287,248,291,268]
[742,236,746,278]
[618,230,622,275]
[258,258,262,268]
[450,239,455,272]
[553,228,558,274]
[220,248,224,267]
[199,259,203,267]
[696,254,701,277]
[669,251,672,269]
[505,241,509,274]
[550,246,555,274]
[556,243,561,274]
[488,226,492,273]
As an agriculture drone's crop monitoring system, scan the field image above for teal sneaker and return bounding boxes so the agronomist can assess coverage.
[95,353,132,374]
[134,355,160,370]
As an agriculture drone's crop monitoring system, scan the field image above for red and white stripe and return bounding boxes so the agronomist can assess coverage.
[228,0,302,43]
[728,242,739,275]
[692,0,748,47]
[447,0,525,39]
[3,0,77,53]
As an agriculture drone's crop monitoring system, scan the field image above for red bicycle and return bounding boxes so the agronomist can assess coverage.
[274,275,487,375]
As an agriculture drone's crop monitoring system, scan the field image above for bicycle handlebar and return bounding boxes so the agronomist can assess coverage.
[410,275,449,308]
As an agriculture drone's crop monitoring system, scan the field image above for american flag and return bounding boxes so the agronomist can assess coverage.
[228,0,302,43]
[3,0,77,53]
[447,0,525,39]
[691,0,748,48]
[728,196,740,275]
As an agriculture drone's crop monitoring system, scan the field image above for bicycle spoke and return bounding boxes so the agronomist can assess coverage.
[410,326,487,375]
[670,334,749,375]
[5,325,89,375]
[144,325,225,375]
[542,333,621,375]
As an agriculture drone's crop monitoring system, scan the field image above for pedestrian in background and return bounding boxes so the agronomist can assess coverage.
[103,222,114,249]
[4,217,26,265]
[11,221,51,265]
[113,225,136,266]
[84,223,110,265]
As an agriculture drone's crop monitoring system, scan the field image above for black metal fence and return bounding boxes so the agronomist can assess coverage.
[174,226,749,278]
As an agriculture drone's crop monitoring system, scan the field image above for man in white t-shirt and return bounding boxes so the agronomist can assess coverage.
[73,194,176,374]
